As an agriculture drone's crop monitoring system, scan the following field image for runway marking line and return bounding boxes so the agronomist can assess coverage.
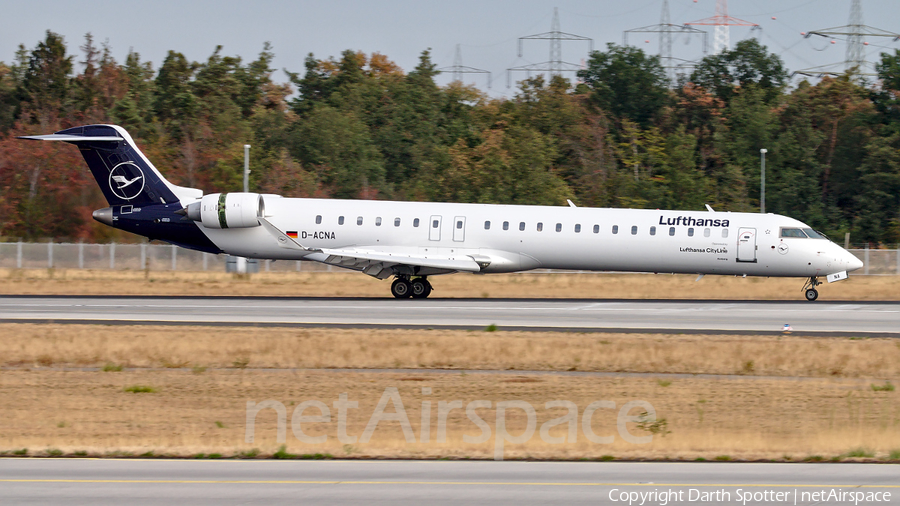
[0,479,897,487]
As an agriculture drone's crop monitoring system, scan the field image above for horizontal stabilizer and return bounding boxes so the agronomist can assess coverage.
[18,134,124,142]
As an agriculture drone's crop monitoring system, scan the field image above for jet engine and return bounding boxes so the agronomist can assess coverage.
[185,193,264,229]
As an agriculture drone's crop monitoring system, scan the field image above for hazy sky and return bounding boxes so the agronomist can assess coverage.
[3,0,899,98]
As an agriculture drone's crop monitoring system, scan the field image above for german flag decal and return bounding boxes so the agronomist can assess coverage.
[286,231,298,239]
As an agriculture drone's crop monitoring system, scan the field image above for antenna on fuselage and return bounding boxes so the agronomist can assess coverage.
[705,204,715,212]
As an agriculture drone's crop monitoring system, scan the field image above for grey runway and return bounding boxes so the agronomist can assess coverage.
[1,459,897,505]
[0,296,899,335]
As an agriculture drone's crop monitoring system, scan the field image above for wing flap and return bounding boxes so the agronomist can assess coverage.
[320,248,481,272]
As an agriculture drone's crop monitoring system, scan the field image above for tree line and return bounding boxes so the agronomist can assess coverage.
[1,31,898,246]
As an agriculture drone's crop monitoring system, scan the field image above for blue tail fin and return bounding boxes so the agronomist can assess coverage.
[19,124,201,207]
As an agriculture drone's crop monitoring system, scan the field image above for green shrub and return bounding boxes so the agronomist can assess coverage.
[123,385,156,393]
[871,382,895,392]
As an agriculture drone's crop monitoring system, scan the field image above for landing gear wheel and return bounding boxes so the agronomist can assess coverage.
[802,276,821,302]
[391,278,412,299]
[411,278,432,299]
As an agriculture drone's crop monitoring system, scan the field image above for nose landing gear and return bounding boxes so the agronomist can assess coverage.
[391,276,432,299]
[802,276,822,301]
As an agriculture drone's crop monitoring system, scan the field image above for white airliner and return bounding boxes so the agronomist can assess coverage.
[21,124,863,300]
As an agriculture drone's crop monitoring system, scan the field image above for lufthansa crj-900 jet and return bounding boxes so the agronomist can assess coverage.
[21,125,863,300]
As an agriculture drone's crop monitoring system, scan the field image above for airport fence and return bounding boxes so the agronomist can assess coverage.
[0,242,897,275]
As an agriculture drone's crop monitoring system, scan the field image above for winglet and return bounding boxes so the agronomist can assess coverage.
[567,199,577,208]
[258,217,319,253]
[705,204,715,212]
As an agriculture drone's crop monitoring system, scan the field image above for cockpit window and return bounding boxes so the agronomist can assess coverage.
[781,228,808,238]
[802,228,826,239]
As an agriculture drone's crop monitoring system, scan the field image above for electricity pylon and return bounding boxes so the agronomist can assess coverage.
[439,44,492,88]
[685,0,759,54]
[794,0,899,78]
[506,8,593,87]
[624,0,708,83]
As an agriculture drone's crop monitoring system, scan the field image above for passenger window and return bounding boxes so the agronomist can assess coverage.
[631,226,638,235]
[338,216,345,225]
[669,227,675,236]
[375,217,382,227]
[394,218,401,227]
[413,218,420,228]
[503,221,509,231]
[688,227,694,237]
[537,222,543,232]
[575,224,581,233]
[650,226,656,236]
[593,224,599,234]
[432,219,439,229]
[612,225,619,234]
[457,220,464,229]
[519,222,525,231]
[704,228,710,237]
[556,223,562,232]
[485,221,491,230]
[357,216,363,226]
[316,215,322,225]
[722,229,729,238]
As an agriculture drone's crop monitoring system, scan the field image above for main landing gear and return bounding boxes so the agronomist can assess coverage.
[391,276,432,299]
[802,276,822,301]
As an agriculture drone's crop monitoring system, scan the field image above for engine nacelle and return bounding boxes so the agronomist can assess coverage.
[186,193,265,229]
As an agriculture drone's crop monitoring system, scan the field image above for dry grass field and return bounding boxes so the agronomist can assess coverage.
[2,324,899,379]
[1,369,897,461]
[1,268,897,300]
[0,324,898,461]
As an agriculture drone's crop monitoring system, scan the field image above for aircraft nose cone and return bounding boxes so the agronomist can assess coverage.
[846,252,863,272]
[92,207,113,226]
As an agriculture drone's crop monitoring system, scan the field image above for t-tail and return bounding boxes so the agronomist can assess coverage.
[19,125,219,253]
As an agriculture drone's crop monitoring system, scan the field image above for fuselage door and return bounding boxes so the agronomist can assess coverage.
[429,215,442,241]
[453,216,466,242]
[737,227,757,263]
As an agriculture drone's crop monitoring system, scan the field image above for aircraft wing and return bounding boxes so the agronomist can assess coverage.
[318,248,481,273]
[258,216,481,276]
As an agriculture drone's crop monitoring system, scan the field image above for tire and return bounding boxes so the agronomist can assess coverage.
[391,278,412,299]
[805,288,818,301]
[411,278,431,299]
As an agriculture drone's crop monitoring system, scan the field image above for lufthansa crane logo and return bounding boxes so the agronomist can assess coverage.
[108,162,145,200]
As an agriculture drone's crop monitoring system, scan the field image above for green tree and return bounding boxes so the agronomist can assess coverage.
[110,50,157,138]
[577,43,668,127]
[288,104,385,198]
[153,50,198,138]
[853,134,900,244]
[19,31,73,126]
[690,39,787,104]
